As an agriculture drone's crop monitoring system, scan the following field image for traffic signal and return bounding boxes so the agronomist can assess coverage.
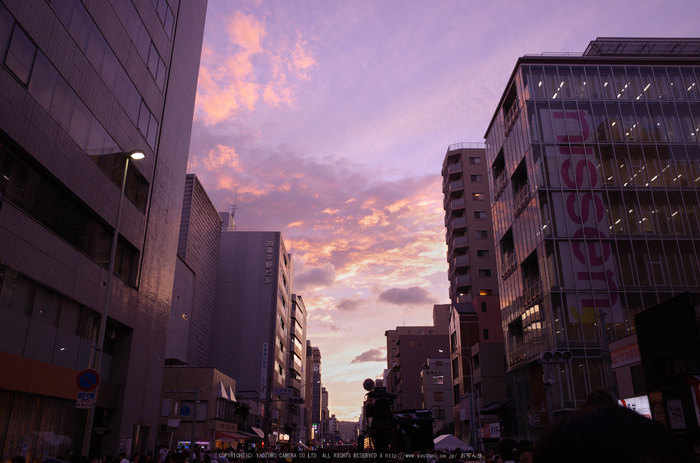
[538,350,572,364]
[288,397,305,404]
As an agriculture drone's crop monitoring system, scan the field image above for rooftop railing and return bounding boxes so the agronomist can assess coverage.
[447,142,486,152]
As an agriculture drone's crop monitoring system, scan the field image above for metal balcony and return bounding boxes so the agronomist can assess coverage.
[514,182,530,216]
[493,171,509,201]
[501,251,516,278]
[504,101,522,137]
[455,274,471,285]
[524,279,543,305]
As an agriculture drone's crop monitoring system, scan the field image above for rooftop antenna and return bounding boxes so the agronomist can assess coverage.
[228,186,240,231]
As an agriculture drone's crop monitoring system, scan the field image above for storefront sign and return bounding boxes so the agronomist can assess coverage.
[667,399,686,429]
[618,395,651,418]
[649,391,668,426]
[611,343,641,368]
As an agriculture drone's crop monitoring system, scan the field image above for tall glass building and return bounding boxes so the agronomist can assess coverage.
[484,38,700,434]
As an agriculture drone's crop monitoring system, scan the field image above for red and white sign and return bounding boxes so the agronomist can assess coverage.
[611,343,641,368]
[541,109,623,324]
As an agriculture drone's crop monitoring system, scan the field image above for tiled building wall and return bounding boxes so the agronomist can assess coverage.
[179,174,222,367]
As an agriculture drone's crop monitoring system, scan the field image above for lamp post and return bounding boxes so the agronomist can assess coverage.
[82,149,145,456]
[439,349,478,451]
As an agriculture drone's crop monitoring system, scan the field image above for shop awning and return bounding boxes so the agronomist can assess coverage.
[481,396,514,413]
[251,427,265,438]
[215,431,246,440]
[237,431,261,440]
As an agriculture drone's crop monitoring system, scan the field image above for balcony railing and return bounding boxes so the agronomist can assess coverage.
[493,170,509,201]
[451,197,466,209]
[508,344,527,367]
[447,142,486,152]
[452,216,467,228]
[524,279,543,305]
[504,101,522,137]
[501,251,516,278]
[514,182,531,216]
[454,254,470,266]
[455,274,471,285]
[454,236,469,246]
[449,162,463,173]
[450,179,464,191]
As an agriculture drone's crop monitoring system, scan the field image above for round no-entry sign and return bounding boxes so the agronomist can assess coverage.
[76,368,100,392]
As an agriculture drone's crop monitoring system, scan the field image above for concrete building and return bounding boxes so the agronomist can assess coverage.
[420,356,453,433]
[310,344,322,443]
[442,146,507,445]
[385,305,451,412]
[288,294,308,445]
[442,144,500,303]
[158,368,240,451]
[484,37,700,440]
[211,229,294,446]
[0,0,207,458]
[166,174,222,366]
[321,387,329,446]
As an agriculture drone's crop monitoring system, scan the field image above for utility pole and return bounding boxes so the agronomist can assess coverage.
[168,388,200,452]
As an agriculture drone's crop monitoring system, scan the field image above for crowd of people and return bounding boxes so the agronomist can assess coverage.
[6,393,697,463]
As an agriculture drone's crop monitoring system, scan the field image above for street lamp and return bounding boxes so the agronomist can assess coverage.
[82,149,145,456]
[439,349,478,451]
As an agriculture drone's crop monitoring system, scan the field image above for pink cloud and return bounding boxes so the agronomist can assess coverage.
[194,10,316,124]
[226,11,265,53]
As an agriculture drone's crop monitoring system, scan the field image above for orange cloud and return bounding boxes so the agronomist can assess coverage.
[203,144,241,171]
[226,11,265,53]
[195,10,316,124]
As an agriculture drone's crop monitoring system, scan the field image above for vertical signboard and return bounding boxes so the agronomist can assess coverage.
[541,109,623,324]
[261,342,269,394]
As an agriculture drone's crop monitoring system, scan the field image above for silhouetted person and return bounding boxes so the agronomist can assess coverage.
[498,438,518,463]
[534,403,693,463]
[515,440,534,463]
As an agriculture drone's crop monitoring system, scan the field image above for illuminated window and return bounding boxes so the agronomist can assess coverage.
[433,375,444,385]
[472,192,486,201]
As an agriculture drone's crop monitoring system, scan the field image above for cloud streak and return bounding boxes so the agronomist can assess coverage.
[378,286,438,306]
[350,349,386,364]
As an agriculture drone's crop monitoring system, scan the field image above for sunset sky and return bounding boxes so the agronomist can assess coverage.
[187,0,698,420]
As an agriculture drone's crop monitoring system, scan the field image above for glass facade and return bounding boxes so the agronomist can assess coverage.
[486,55,700,411]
